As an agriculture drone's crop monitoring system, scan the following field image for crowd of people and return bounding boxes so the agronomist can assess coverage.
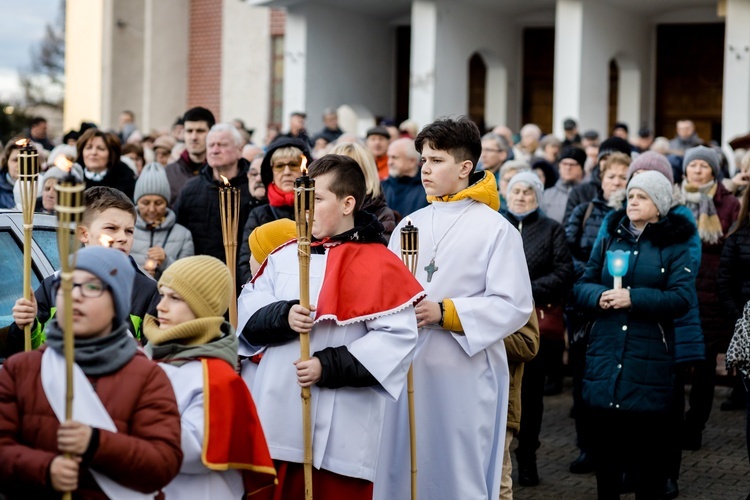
[0,108,749,500]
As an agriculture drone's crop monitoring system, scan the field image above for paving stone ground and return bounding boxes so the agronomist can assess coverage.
[511,381,749,499]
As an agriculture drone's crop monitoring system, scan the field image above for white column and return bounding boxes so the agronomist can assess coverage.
[552,0,583,138]
[282,9,307,131]
[409,0,437,128]
[64,0,106,130]
[221,2,270,141]
[142,0,189,132]
[722,0,750,170]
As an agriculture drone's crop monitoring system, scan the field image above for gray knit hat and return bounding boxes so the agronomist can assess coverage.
[134,162,171,203]
[682,145,720,180]
[627,151,674,183]
[507,171,545,205]
[74,246,134,327]
[627,170,672,218]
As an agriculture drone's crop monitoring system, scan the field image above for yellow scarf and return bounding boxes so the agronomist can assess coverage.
[426,171,500,211]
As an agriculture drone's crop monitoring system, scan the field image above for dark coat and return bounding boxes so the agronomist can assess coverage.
[175,159,253,273]
[84,161,137,201]
[361,193,396,240]
[574,210,695,413]
[381,172,429,220]
[692,182,741,349]
[166,150,204,206]
[0,172,14,208]
[566,197,614,277]
[502,209,574,306]
[564,177,602,225]
[718,221,750,323]
[0,348,182,498]
[239,203,295,284]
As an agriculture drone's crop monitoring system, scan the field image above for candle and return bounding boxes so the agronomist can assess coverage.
[17,139,40,352]
[606,250,630,290]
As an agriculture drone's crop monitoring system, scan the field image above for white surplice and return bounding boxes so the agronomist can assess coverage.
[236,243,419,482]
[374,198,533,500]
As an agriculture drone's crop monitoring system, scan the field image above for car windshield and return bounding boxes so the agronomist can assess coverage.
[0,231,42,327]
[33,228,61,270]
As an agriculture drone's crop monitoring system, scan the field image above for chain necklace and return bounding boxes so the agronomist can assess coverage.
[425,201,475,282]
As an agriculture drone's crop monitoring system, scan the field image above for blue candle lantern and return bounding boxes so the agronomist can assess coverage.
[606,250,630,289]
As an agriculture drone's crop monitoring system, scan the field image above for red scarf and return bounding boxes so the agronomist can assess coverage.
[267,183,295,207]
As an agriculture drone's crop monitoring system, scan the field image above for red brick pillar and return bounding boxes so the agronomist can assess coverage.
[187,0,223,120]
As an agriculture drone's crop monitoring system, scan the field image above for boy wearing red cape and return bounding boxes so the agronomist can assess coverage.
[144,255,277,498]
[237,154,423,499]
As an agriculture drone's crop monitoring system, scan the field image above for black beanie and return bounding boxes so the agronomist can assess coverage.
[597,136,632,162]
[559,147,586,168]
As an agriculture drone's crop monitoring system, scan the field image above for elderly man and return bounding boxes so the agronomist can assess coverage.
[513,124,542,163]
[541,147,586,224]
[669,119,703,154]
[480,133,510,185]
[366,126,392,180]
[166,106,216,205]
[381,138,427,219]
[175,124,253,283]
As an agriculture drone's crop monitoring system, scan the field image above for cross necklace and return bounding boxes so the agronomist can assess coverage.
[425,202,474,282]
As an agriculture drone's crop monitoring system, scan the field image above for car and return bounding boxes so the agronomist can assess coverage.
[0,211,61,359]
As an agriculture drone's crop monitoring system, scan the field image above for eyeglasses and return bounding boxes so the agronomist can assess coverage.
[54,279,109,298]
[272,161,302,172]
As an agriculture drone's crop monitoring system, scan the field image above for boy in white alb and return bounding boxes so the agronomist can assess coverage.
[374,117,534,500]
[237,154,423,499]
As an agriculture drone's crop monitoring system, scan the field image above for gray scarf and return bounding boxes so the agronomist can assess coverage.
[145,321,238,368]
[45,321,137,376]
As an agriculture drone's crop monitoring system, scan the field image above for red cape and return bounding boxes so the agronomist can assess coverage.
[202,358,277,496]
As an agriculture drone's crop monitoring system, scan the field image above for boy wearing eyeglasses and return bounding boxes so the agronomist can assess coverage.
[9,186,161,354]
[238,137,313,284]
[0,246,183,497]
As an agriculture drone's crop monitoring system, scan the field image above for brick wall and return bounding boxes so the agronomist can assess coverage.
[187,0,223,120]
[270,8,285,36]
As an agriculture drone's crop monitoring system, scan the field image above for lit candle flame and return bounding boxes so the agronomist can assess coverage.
[219,175,230,187]
[54,155,73,172]
[15,138,30,147]
[300,155,308,175]
[99,234,114,248]
[403,216,413,226]
[144,258,157,272]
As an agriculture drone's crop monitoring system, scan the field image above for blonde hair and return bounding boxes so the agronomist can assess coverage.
[270,146,304,164]
[328,141,381,196]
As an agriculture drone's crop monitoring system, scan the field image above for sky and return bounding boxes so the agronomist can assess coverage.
[0,0,63,102]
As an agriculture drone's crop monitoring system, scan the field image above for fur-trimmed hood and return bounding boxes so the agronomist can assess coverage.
[606,208,696,248]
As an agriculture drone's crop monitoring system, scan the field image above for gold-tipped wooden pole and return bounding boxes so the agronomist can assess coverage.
[17,140,39,351]
[55,170,85,500]
[400,219,419,500]
[218,176,240,328]
[294,156,314,500]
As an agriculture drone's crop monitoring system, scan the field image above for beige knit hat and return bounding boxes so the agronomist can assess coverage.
[158,255,233,318]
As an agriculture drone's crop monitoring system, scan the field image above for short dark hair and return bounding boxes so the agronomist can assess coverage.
[30,116,47,127]
[182,107,216,128]
[308,154,366,212]
[415,116,482,170]
[76,129,121,170]
[83,186,137,226]
[613,121,629,133]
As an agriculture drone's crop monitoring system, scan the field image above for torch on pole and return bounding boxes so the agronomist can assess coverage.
[219,175,240,328]
[399,218,419,500]
[54,160,85,500]
[17,139,39,352]
[293,156,314,500]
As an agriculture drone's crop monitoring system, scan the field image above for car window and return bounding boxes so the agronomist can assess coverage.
[0,231,41,327]
[33,228,61,270]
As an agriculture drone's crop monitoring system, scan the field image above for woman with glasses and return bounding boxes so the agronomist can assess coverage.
[238,138,313,284]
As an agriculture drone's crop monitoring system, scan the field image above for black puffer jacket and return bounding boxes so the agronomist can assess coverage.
[84,160,137,200]
[502,209,574,306]
[361,193,395,240]
[175,159,252,271]
[564,173,602,225]
[718,221,750,323]
[566,197,614,277]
